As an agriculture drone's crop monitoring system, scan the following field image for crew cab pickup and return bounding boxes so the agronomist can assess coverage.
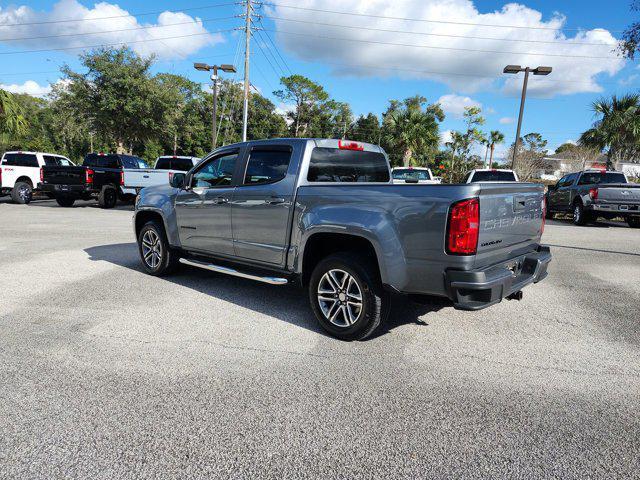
[134,139,551,340]
[39,153,148,208]
[546,169,640,227]
[0,151,73,204]
[122,156,202,193]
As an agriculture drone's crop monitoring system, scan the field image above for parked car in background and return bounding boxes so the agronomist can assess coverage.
[546,169,640,227]
[39,152,148,208]
[464,169,519,183]
[0,151,73,204]
[154,155,201,172]
[391,167,439,184]
[134,138,550,341]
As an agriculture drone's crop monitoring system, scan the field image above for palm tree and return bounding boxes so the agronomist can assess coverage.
[580,94,640,168]
[488,130,505,167]
[383,99,443,167]
[0,89,27,137]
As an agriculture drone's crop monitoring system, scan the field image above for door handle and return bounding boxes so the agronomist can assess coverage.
[212,196,228,204]
[265,197,285,205]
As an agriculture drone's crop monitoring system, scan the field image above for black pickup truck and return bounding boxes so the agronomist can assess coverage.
[39,153,147,208]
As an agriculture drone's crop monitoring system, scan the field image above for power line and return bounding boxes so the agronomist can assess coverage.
[256,18,293,74]
[0,29,236,55]
[0,2,237,27]
[0,16,236,43]
[262,2,624,33]
[265,15,619,47]
[265,28,621,60]
[252,31,285,78]
[254,28,287,75]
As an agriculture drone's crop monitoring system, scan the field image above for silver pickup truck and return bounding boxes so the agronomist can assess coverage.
[546,169,640,227]
[134,139,551,340]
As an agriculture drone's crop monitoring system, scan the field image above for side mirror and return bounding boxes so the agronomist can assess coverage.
[404,177,419,184]
[170,172,186,189]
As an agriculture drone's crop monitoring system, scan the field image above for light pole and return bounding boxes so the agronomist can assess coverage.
[194,63,237,150]
[503,65,552,169]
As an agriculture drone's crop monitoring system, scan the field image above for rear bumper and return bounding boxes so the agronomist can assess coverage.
[587,203,639,216]
[38,183,93,198]
[445,246,551,311]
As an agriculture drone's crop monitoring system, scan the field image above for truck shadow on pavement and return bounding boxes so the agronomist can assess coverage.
[84,242,445,338]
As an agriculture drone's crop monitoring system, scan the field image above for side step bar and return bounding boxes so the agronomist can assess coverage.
[179,258,288,285]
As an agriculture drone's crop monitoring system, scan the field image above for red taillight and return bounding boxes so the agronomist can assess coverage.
[86,168,94,184]
[40,167,43,182]
[447,198,479,255]
[589,187,598,201]
[338,140,364,151]
[120,171,125,186]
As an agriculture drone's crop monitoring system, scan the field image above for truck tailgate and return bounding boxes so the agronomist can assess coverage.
[123,169,171,189]
[41,166,86,185]
[474,183,545,268]
[596,184,640,205]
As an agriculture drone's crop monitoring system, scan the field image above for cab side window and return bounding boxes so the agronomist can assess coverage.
[191,152,239,188]
[243,148,292,185]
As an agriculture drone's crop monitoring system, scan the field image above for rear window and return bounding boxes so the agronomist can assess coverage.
[83,154,119,168]
[578,172,627,185]
[470,171,517,182]
[155,157,196,172]
[392,168,431,181]
[121,155,147,169]
[307,148,390,183]
[43,155,72,166]
[2,153,38,167]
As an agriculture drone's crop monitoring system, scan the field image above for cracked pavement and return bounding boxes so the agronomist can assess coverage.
[1,198,639,479]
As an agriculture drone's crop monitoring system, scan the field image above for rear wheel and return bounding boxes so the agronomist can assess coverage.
[572,202,589,226]
[11,181,33,204]
[98,186,117,209]
[627,216,640,228]
[56,197,75,207]
[137,221,180,276]
[309,252,389,341]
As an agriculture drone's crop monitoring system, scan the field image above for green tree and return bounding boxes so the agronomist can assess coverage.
[0,89,28,141]
[61,47,169,154]
[444,106,486,181]
[349,113,381,145]
[620,1,640,58]
[555,142,577,154]
[579,94,640,168]
[381,95,444,167]
[274,75,329,137]
[488,130,505,166]
[510,132,548,181]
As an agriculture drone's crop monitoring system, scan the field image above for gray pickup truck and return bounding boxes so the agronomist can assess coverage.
[134,138,551,340]
[546,169,640,227]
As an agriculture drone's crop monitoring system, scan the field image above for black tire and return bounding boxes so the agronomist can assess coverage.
[627,216,640,228]
[11,181,33,204]
[308,252,389,341]
[572,201,588,226]
[137,220,180,276]
[98,186,117,209]
[56,197,75,207]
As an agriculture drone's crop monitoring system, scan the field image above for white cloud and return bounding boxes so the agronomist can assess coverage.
[499,116,515,124]
[0,0,223,60]
[440,129,453,146]
[437,94,481,118]
[0,80,51,97]
[271,0,625,97]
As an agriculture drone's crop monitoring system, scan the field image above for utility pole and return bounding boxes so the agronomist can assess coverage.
[503,65,552,170]
[242,0,252,142]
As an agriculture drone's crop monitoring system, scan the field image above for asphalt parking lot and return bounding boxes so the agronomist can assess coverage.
[1,198,639,479]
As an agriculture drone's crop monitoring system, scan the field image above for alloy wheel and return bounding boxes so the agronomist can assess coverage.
[141,229,163,269]
[317,269,363,327]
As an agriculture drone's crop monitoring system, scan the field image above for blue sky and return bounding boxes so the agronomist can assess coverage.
[1,0,638,157]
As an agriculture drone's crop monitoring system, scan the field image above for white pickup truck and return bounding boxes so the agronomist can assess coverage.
[122,156,201,194]
[391,167,441,184]
[0,151,73,204]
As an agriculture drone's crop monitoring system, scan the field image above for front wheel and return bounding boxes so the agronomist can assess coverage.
[309,253,389,341]
[137,221,179,276]
[627,216,640,228]
[572,202,589,226]
[11,182,33,204]
[98,186,117,209]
